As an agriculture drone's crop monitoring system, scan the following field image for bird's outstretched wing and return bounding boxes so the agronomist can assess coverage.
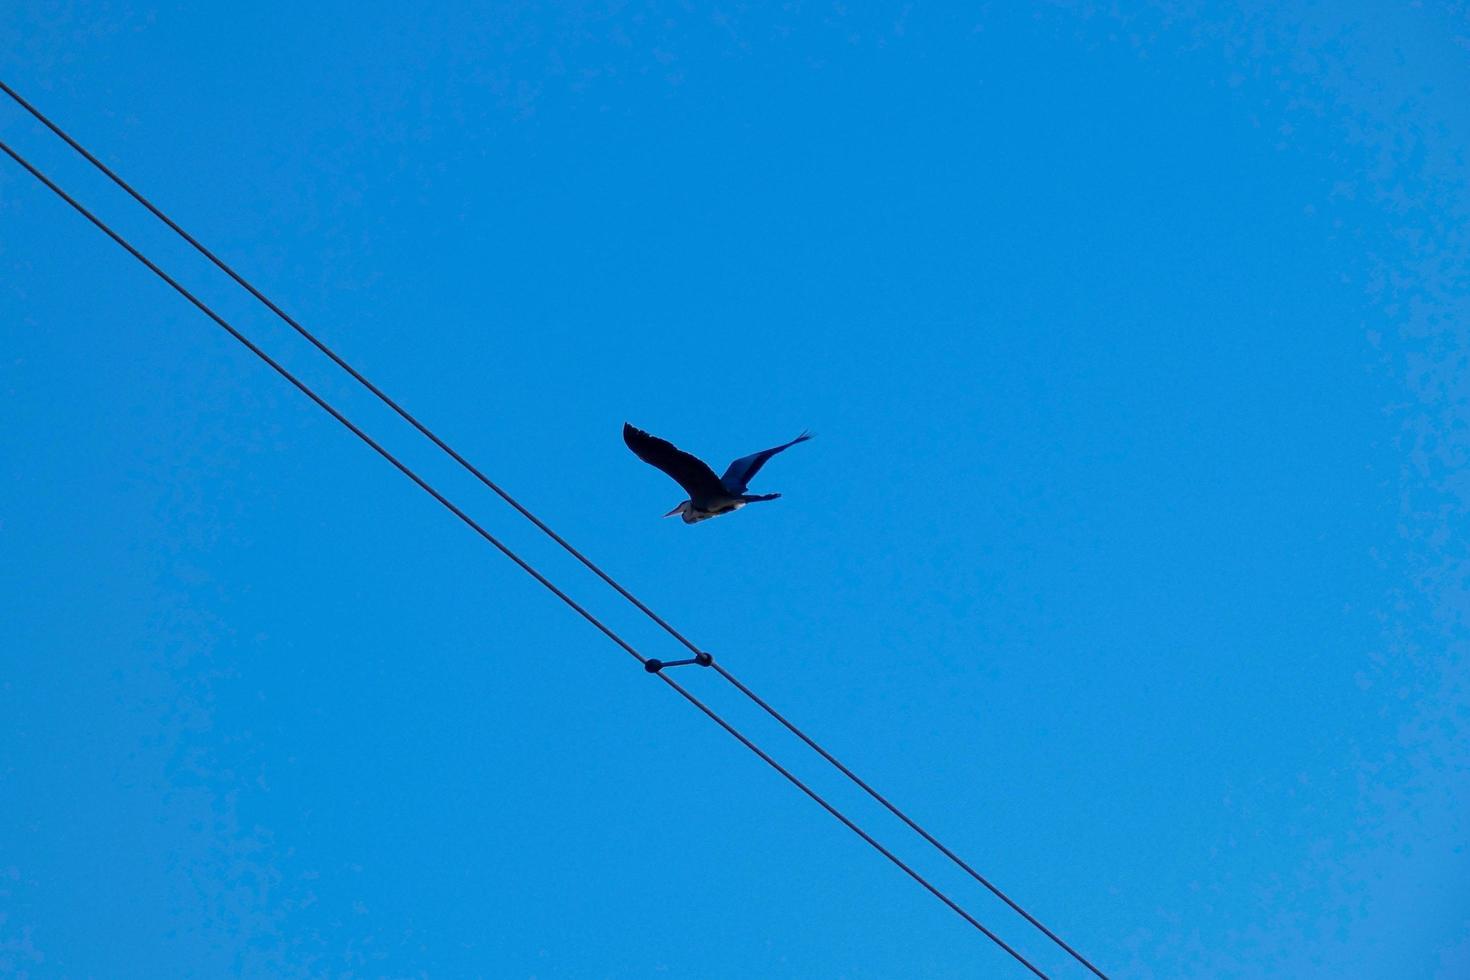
[720,431,812,494]
[623,424,727,500]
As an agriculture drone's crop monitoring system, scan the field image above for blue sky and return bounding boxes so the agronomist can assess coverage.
[2,2,1468,977]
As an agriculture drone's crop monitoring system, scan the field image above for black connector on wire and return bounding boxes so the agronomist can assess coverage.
[644,651,714,673]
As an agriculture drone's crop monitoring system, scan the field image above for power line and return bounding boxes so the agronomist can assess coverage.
[0,135,1048,979]
[712,661,1106,976]
[0,78,1105,980]
[0,79,1107,979]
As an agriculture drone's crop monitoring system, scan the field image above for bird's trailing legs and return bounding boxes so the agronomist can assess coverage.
[644,651,714,673]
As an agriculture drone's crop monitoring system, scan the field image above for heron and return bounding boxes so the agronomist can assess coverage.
[623,423,812,524]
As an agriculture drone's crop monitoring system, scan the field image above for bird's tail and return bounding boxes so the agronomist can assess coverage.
[741,493,781,503]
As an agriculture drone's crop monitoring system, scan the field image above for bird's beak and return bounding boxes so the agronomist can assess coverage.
[664,504,684,518]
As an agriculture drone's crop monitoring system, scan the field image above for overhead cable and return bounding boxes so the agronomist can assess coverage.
[0,79,1106,979]
[0,80,1105,975]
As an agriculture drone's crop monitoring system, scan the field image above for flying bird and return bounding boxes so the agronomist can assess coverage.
[623,423,812,524]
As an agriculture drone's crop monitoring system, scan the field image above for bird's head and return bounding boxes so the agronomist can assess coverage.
[664,500,691,518]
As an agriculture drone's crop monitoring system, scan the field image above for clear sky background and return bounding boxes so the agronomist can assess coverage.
[2,3,1468,977]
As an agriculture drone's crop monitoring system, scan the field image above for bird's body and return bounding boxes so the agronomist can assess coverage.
[668,494,751,524]
[623,423,811,524]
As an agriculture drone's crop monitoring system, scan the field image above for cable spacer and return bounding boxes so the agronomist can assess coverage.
[647,655,706,672]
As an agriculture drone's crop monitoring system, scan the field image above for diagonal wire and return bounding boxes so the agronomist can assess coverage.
[655,669,1046,979]
[711,661,1107,976]
[0,78,1108,980]
[0,135,1049,979]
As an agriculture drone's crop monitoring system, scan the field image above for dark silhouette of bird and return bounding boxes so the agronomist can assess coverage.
[623,423,812,524]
